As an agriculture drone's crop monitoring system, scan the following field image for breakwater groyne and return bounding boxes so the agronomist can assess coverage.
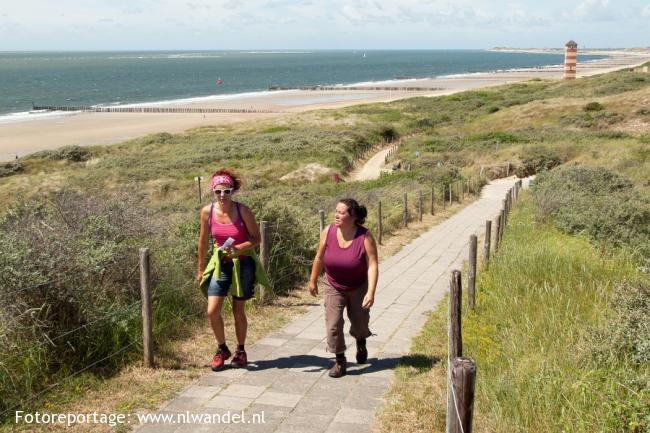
[267,85,443,91]
[31,105,281,114]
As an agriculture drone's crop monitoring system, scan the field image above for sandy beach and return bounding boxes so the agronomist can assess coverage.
[2,49,649,162]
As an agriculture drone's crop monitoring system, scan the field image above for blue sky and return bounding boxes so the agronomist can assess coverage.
[1,0,649,50]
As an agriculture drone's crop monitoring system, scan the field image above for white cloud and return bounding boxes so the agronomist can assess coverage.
[1,0,648,49]
[642,4,650,17]
[573,0,615,20]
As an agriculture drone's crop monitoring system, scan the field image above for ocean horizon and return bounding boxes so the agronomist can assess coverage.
[0,49,606,121]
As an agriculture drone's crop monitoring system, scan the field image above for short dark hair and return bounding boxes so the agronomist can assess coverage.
[338,198,367,226]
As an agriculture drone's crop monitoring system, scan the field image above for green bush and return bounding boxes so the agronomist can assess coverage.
[56,145,92,161]
[0,162,23,177]
[28,145,91,162]
[583,101,604,111]
[0,189,173,415]
[589,278,650,364]
[533,166,650,266]
[515,145,562,177]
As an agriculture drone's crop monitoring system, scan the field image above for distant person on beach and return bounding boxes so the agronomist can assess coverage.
[308,198,379,378]
[197,169,262,371]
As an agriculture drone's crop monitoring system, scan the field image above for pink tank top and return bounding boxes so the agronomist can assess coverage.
[209,202,249,248]
[323,224,368,291]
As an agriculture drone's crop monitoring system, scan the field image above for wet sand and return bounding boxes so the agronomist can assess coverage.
[2,49,649,162]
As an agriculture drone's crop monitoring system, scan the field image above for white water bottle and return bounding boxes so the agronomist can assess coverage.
[219,237,235,251]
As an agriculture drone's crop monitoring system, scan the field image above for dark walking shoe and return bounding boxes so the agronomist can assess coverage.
[329,357,347,378]
[210,347,232,371]
[356,339,368,364]
[230,349,248,368]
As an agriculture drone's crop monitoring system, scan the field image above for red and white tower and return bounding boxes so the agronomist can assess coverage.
[564,40,578,80]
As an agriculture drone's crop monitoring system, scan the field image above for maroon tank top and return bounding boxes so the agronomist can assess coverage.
[323,224,368,291]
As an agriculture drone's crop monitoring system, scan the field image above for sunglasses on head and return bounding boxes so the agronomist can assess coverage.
[213,188,233,195]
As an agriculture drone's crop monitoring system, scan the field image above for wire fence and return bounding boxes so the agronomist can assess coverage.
[444,179,522,433]
[1,141,512,424]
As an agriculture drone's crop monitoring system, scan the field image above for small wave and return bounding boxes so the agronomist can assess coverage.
[0,110,79,124]
[239,51,313,54]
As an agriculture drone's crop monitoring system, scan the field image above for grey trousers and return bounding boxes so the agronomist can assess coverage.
[322,277,372,354]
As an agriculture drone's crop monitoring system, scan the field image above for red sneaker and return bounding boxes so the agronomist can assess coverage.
[210,347,232,371]
[231,349,248,368]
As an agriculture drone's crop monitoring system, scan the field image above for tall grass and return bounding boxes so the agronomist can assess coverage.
[378,196,649,433]
[464,198,647,433]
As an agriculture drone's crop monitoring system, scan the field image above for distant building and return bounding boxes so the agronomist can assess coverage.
[564,40,578,80]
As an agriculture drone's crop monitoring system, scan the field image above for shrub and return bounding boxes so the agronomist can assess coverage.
[589,279,650,364]
[515,145,562,177]
[487,106,500,114]
[377,125,399,142]
[583,102,604,112]
[533,166,650,266]
[55,145,91,161]
[0,188,162,414]
[0,162,23,177]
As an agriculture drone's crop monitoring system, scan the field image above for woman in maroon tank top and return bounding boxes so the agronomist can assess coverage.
[308,198,379,378]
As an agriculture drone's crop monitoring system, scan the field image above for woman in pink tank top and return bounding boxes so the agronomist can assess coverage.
[197,169,261,371]
[308,198,379,378]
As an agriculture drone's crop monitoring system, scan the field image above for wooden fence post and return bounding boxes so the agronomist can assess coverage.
[139,248,153,368]
[447,358,477,433]
[499,209,505,243]
[318,209,325,233]
[503,199,508,226]
[483,220,492,265]
[468,235,477,310]
[377,201,383,245]
[442,185,446,209]
[494,214,501,252]
[419,190,423,222]
[403,193,408,227]
[447,270,463,431]
[259,221,269,302]
[449,270,462,359]
[449,184,453,206]
[431,185,435,215]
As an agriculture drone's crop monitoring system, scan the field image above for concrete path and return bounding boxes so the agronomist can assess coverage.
[135,177,524,433]
[349,148,391,181]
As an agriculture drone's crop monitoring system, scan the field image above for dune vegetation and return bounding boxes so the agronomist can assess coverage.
[1,63,649,428]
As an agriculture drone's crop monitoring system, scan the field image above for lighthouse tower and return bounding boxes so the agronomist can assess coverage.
[564,40,578,80]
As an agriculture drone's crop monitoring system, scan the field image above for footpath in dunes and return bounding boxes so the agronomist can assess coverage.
[135,176,525,433]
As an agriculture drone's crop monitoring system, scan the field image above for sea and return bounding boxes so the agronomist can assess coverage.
[0,50,606,121]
